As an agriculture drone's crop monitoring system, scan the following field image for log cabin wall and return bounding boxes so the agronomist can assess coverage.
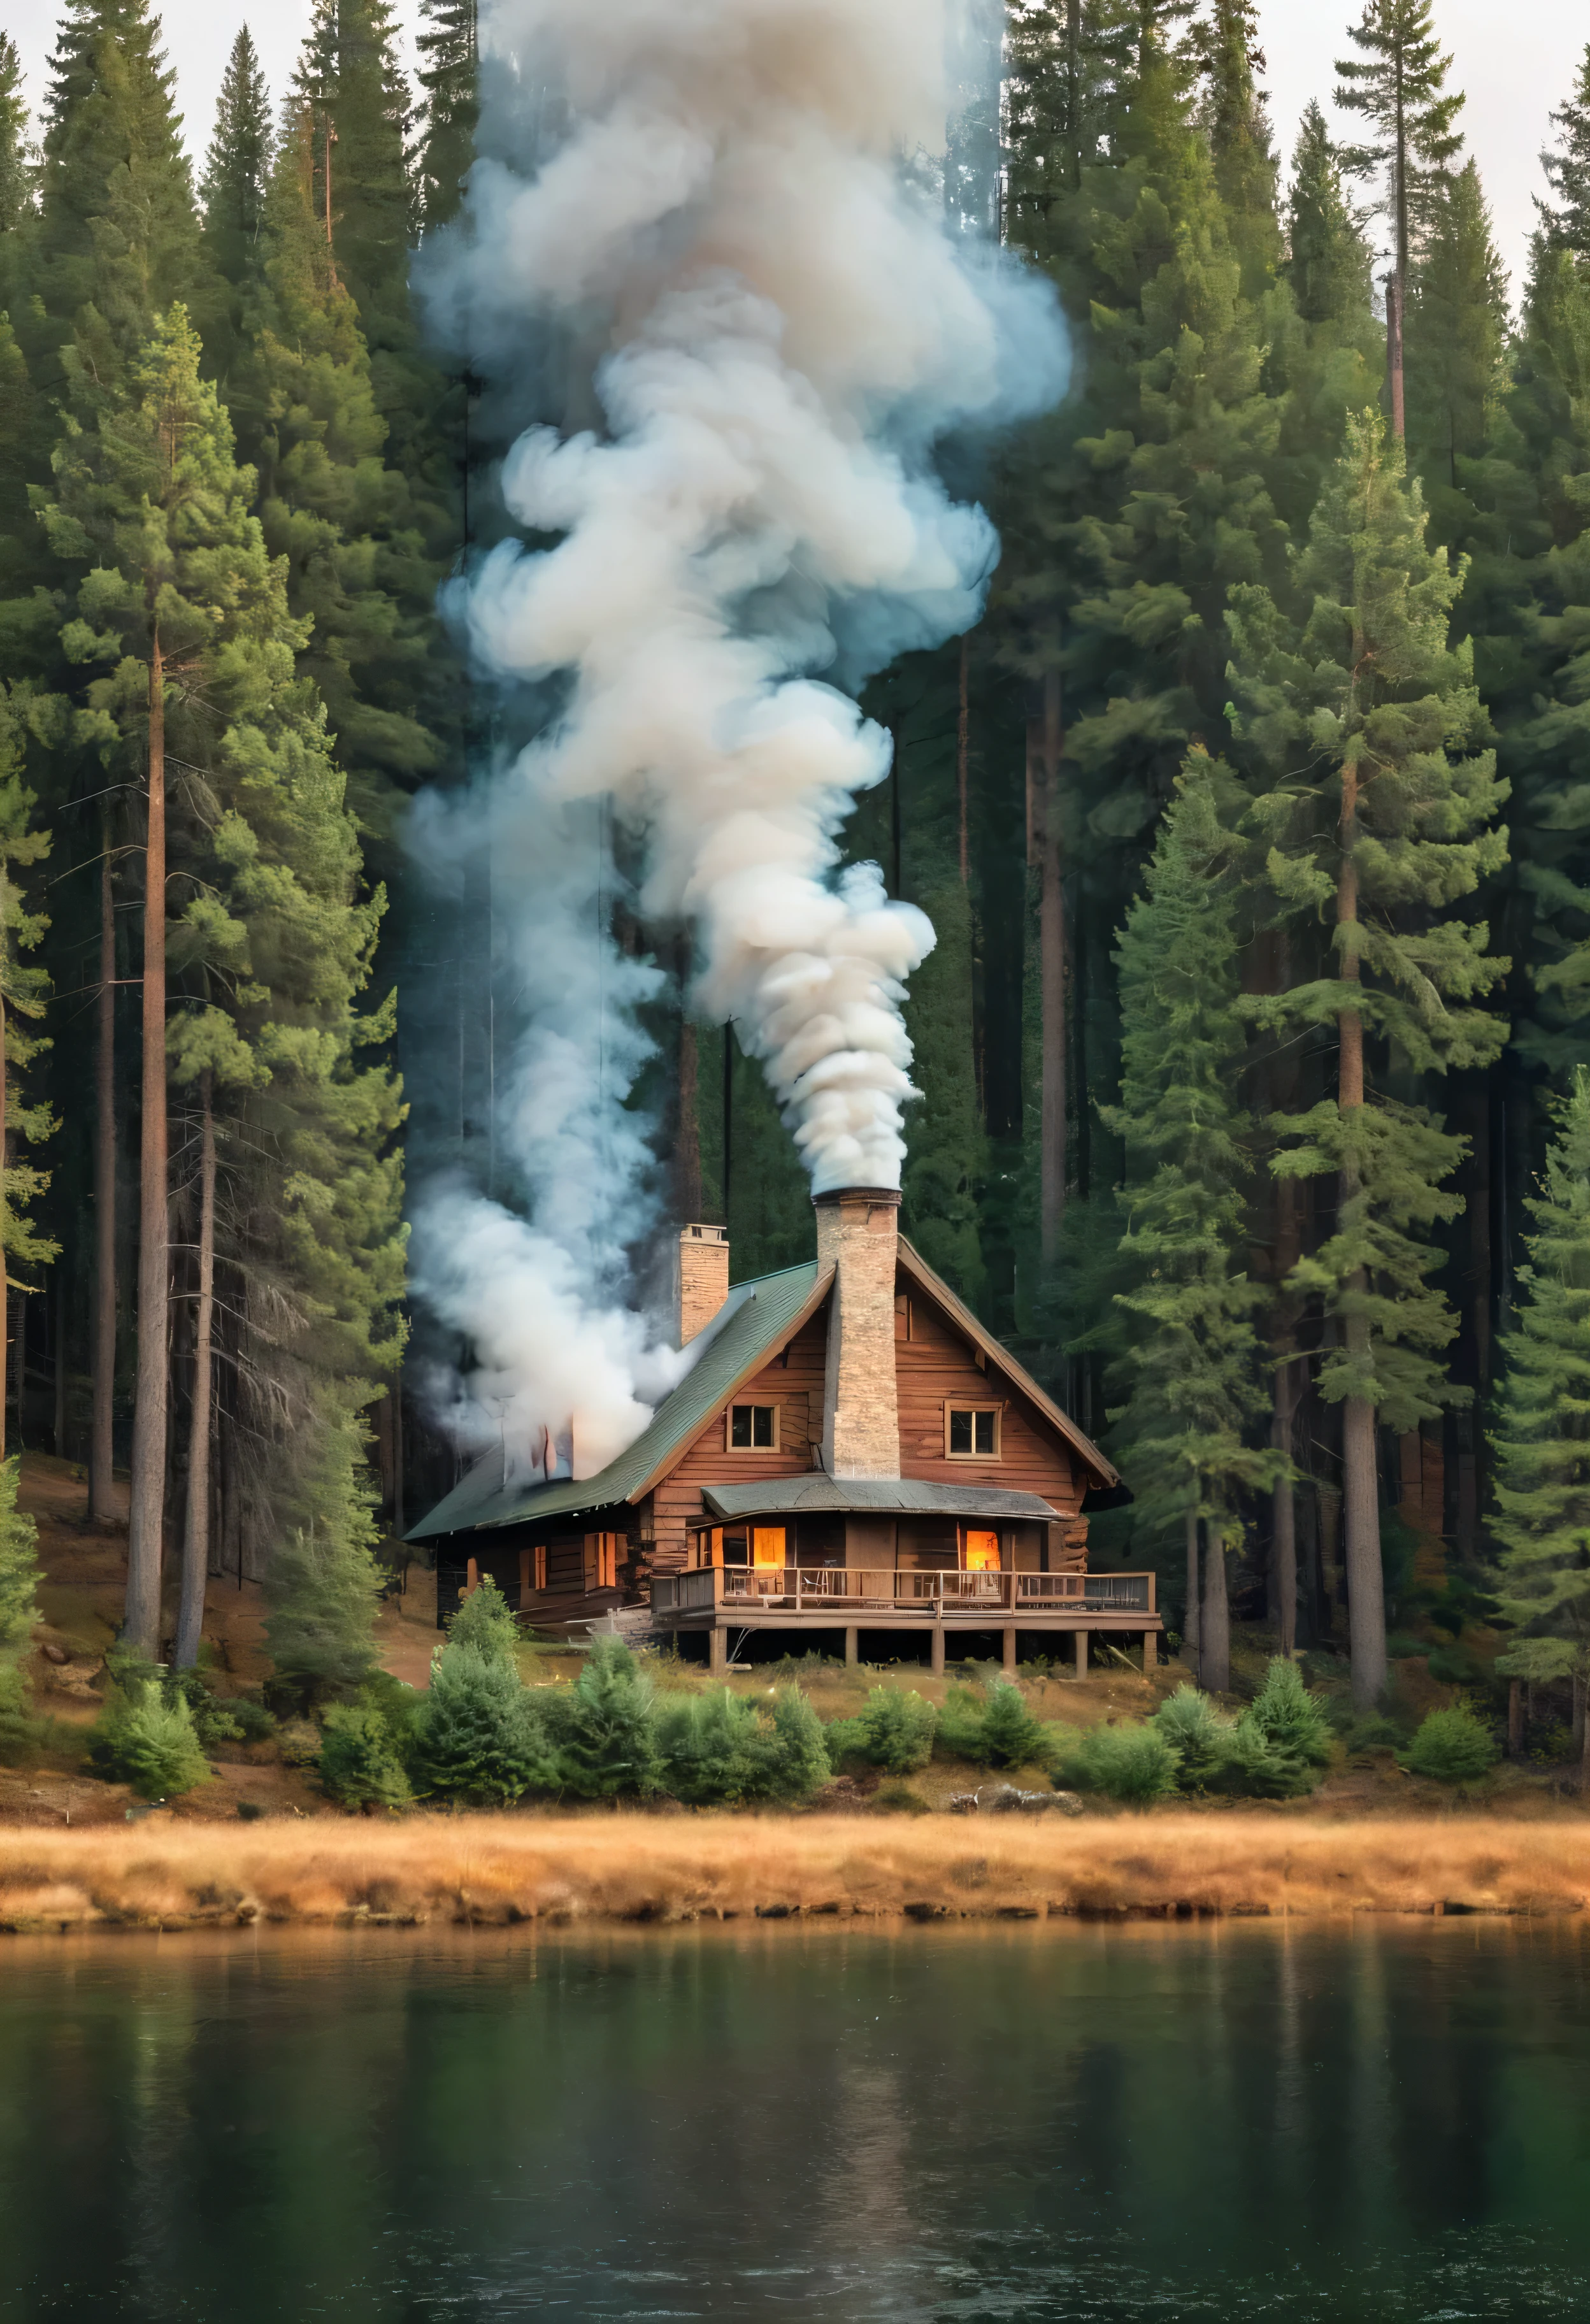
[647,1305,831,1573]
[894,1280,1084,1531]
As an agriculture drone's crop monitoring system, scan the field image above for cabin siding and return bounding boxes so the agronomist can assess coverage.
[647,1310,831,1572]
[895,1286,1082,1514]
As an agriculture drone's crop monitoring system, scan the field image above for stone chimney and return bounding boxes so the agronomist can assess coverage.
[676,1223,730,1345]
[815,1187,901,1479]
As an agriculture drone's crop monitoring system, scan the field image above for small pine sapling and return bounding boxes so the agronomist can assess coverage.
[89,1682,213,1800]
[319,1704,413,1811]
[557,1641,661,1800]
[1151,1684,1236,1791]
[850,1687,937,1774]
[447,1576,521,1667]
[1052,1721,1180,1804]
[763,1687,831,1800]
[654,1688,766,1805]
[1231,1658,1333,1795]
[936,1680,1046,1768]
[407,1647,561,1805]
[1403,1704,1499,1783]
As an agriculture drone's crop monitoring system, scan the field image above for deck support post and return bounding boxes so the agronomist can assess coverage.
[709,1626,727,1677]
[844,1625,858,1668]
[1143,1629,1157,1673]
[931,1622,945,1676]
[1073,1630,1087,1679]
[1002,1627,1017,1675]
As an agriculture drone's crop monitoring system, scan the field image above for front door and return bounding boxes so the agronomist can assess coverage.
[963,1529,1001,1572]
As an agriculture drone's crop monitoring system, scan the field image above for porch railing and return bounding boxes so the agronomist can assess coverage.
[650,1568,1156,1619]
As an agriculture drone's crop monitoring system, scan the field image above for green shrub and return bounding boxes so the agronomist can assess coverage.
[654,1688,768,1804]
[447,1575,521,1666]
[89,1681,212,1800]
[0,1667,38,1765]
[228,1697,277,1744]
[844,1687,937,1774]
[1228,1659,1332,1797]
[557,1640,659,1799]
[763,1687,831,1800]
[1150,1684,1235,1790]
[319,1704,412,1811]
[1403,1705,1499,1784]
[1052,1721,1180,1804]
[407,1646,562,1804]
[1426,1642,1487,1688]
[936,1680,1047,1768]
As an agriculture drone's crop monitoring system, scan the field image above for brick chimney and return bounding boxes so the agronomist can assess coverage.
[815,1187,900,1479]
[676,1223,730,1345]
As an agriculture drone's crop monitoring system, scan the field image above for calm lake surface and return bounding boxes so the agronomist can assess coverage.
[0,1920,1587,2320]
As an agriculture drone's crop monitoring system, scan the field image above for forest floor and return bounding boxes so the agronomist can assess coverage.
[5,1452,1585,1840]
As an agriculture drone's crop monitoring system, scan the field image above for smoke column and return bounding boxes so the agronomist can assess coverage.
[412,0,1066,1482]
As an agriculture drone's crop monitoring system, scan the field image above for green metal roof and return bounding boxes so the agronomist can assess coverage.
[702,1479,1064,1523]
[407,1262,825,1543]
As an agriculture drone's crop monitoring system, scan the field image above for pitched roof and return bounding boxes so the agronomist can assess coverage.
[406,1261,829,1542]
[407,1230,1118,1545]
[703,1477,1066,1524]
[895,1240,1119,1489]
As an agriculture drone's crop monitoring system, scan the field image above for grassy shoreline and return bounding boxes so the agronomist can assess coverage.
[0,1815,1585,1932]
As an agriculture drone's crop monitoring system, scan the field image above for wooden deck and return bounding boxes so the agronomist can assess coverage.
[650,1567,1161,1675]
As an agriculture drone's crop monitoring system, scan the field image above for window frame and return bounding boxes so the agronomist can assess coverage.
[944,1402,1003,1461]
[726,1400,781,1454]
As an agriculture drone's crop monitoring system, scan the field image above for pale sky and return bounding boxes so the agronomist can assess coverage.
[4,0,1587,298]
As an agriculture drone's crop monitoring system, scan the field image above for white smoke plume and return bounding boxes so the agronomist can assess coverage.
[412,0,1067,1483]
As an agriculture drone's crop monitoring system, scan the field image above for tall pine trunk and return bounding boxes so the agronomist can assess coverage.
[175,1073,215,1670]
[1389,77,1407,443]
[0,972,8,1463]
[1201,1521,1231,1693]
[126,632,169,1661]
[1035,670,1066,1265]
[1339,759,1387,1711]
[1273,1351,1303,1658]
[1184,1508,1201,1675]
[90,808,117,1524]
[1386,269,1406,443]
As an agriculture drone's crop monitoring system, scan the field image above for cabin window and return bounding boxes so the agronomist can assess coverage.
[728,1402,779,1450]
[963,1529,1001,1572]
[584,1533,620,1590]
[946,1403,1001,1460]
[519,1545,548,1601]
[722,1530,749,1567]
[533,1544,547,1591]
[752,1526,787,1570]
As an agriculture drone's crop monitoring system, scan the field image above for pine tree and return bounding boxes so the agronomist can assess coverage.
[0,686,59,1451]
[1229,410,1507,1708]
[415,0,477,231]
[198,28,273,404]
[30,0,203,394]
[41,304,403,1664]
[1099,752,1278,1691]
[1270,103,1382,538]
[0,33,30,312]
[1190,0,1279,296]
[1405,159,1509,536]
[229,111,440,842]
[1538,41,1590,256]
[1335,0,1466,440]
[1491,1068,1590,1779]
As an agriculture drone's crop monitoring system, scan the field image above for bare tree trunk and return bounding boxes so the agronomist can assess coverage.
[54,1265,66,1457]
[1338,760,1387,1711]
[1201,1523,1230,1694]
[90,811,118,1523]
[10,1290,22,1452]
[956,634,970,886]
[1273,1356,1302,1658]
[126,631,169,1661]
[1035,670,1066,1265]
[175,1073,215,1669]
[1386,270,1405,443]
[1184,1508,1201,1679]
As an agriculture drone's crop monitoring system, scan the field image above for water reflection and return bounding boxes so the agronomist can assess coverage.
[0,1921,1583,2319]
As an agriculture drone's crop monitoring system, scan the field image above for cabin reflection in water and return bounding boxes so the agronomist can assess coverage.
[410,1192,1157,1675]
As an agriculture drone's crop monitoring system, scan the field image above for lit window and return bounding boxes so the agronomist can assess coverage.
[752,1527,786,1570]
[947,1405,1000,1459]
[964,1530,1001,1572]
[729,1403,778,1449]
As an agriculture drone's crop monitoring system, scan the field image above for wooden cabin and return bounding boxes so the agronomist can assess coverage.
[409,1189,1157,1673]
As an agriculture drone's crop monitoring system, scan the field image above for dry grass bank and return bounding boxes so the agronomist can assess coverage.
[0,1815,1584,1932]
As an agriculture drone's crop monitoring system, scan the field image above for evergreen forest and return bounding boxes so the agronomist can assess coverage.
[3,0,1590,1731]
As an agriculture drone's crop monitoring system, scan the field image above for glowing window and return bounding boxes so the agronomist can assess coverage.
[752,1526,786,1570]
[964,1530,1001,1572]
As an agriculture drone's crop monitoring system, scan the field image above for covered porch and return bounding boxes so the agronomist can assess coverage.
[647,1477,1159,1677]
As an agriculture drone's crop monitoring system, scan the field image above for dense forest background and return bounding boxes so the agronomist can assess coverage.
[2,0,1589,1718]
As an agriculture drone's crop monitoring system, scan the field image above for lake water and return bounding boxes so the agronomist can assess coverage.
[0,1921,1587,2320]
